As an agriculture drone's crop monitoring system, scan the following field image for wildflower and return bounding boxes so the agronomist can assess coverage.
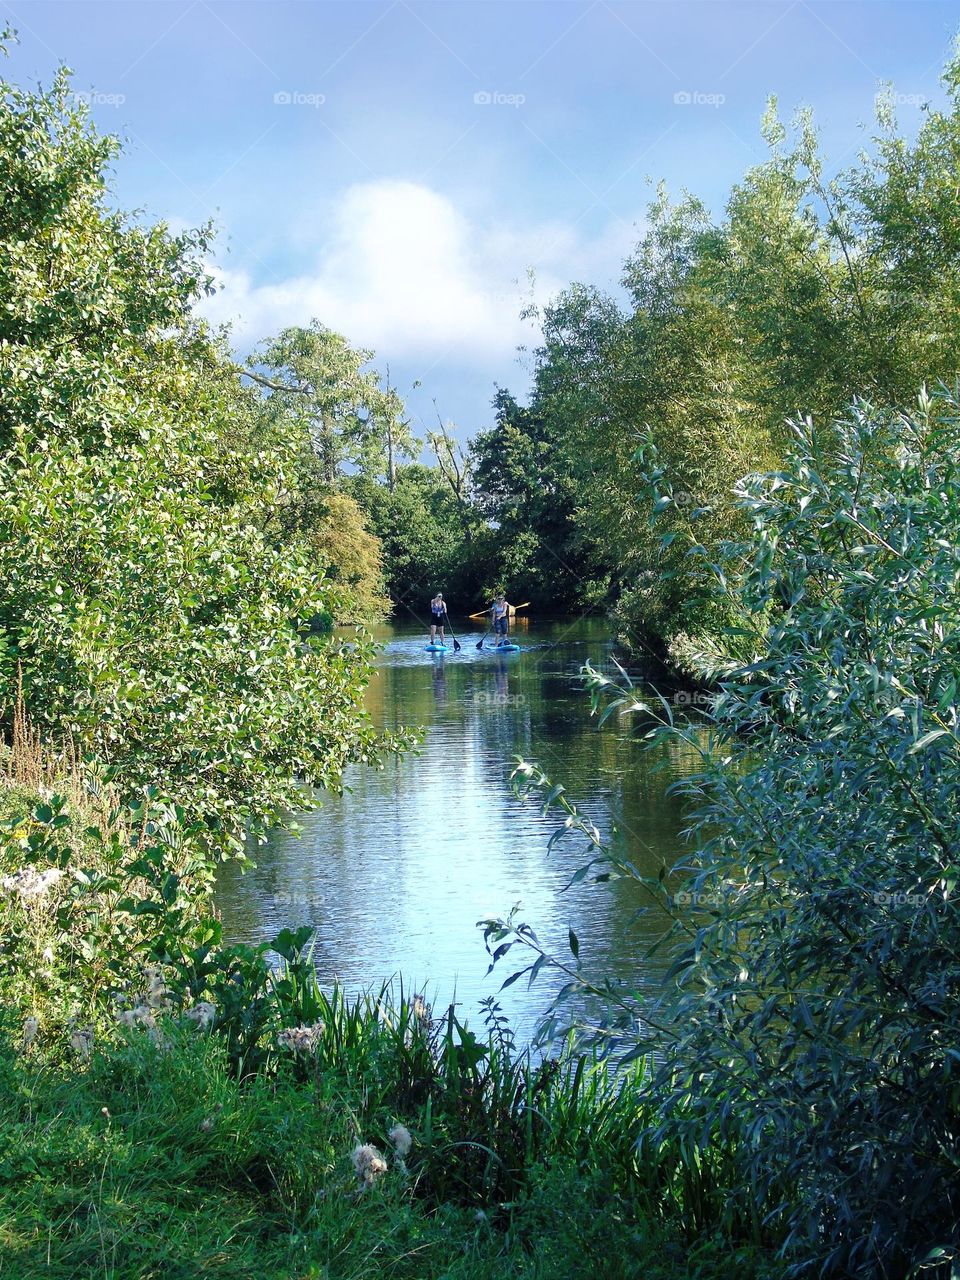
[116,1003,155,1031]
[0,866,62,901]
[21,1016,38,1050]
[411,995,431,1027]
[101,1107,110,1119]
[144,968,171,1010]
[183,1001,216,1031]
[276,1022,324,1055]
[388,1124,412,1158]
[351,1143,388,1187]
[70,1025,94,1062]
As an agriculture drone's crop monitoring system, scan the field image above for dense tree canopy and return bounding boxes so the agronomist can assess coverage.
[471,56,960,664]
[0,63,401,846]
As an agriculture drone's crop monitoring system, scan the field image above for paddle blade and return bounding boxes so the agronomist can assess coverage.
[476,639,484,649]
[453,638,462,651]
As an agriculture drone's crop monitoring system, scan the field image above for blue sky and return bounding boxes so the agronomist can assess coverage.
[5,1,958,443]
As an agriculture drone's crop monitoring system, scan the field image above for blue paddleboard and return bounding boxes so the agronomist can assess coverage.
[425,643,448,652]
[487,643,521,652]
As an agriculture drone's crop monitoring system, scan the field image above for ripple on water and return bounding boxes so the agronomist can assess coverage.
[216,618,699,1044]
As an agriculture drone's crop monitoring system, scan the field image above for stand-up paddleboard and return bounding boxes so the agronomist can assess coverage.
[486,643,521,652]
[424,643,448,653]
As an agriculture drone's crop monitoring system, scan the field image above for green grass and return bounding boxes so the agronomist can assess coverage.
[0,1013,777,1280]
[0,776,781,1279]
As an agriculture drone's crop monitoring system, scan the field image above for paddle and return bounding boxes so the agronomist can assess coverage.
[444,614,462,652]
[469,600,531,620]
[476,622,492,650]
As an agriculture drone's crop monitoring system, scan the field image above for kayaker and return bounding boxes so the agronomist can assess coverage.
[430,593,447,645]
[490,593,511,647]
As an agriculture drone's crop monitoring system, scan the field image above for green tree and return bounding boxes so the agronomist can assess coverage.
[470,388,607,610]
[249,323,413,486]
[506,50,960,665]
[351,465,478,614]
[0,58,396,847]
[488,387,960,1277]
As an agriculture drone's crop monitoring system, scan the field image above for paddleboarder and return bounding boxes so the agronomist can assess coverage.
[490,593,512,648]
[430,592,447,645]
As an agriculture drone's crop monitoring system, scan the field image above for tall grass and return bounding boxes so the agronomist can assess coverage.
[0,702,779,1277]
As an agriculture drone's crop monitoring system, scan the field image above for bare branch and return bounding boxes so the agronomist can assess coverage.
[240,368,312,395]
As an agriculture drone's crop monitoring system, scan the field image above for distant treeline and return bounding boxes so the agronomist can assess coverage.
[345,53,960,669]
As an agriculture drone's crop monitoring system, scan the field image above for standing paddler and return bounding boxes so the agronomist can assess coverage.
[490,592,512,648]
[429,592,447,645]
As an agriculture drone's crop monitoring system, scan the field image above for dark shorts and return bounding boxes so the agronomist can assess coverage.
[431,615,445,628]
[494,615,508,634]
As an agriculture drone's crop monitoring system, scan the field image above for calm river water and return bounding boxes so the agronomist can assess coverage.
[215,617,702,1041]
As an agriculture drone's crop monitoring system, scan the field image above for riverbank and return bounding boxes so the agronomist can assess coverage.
[0,1000,779,1280]
[0,745,779,1280]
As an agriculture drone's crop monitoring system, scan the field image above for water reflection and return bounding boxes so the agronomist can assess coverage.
[215,617,700,1041]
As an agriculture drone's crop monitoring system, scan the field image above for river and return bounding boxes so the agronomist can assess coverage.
[215,616,703,1043]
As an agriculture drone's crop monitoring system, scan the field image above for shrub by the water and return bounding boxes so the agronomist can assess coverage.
[486,389,960,1278]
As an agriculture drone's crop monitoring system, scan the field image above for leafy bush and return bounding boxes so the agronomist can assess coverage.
[0,54,400,845]
[486,389,960,1277]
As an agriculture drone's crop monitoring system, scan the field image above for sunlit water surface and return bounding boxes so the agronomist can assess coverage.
[215,617,702,1041]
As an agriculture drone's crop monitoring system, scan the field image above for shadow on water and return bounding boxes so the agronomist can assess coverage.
[215,616,704,1042]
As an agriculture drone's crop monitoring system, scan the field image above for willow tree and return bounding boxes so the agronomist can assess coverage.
[508,48,960,667]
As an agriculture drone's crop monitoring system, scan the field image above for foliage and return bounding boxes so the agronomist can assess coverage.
[488,47,960,662]
[470,389,608,611]
[250,322,413,487]
[0,784,214,1023]
[484,389,960,1278]
[351,463,489,617]
[0,1013,777,1280]
[0,64,399,842]
[302,487,390,622]
[0,765,779,1277]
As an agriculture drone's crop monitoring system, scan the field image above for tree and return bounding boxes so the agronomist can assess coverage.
[351,465,479,613]
[249,323,413,486]
[0,58,398,847]
[470,388,608,610]
[503,50,960,664]
[487,387,960,1277]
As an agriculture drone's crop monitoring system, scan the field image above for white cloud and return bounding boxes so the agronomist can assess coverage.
[198,179,637,371]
